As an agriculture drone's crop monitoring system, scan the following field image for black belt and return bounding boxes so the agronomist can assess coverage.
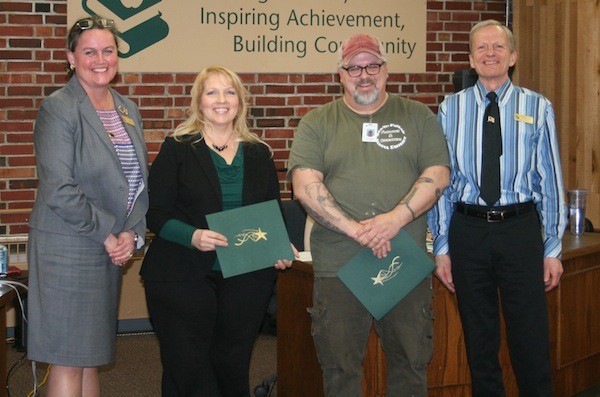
[455,202,533,222]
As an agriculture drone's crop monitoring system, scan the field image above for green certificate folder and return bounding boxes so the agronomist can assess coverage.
[337,230,435,320]
[206,200,294,278]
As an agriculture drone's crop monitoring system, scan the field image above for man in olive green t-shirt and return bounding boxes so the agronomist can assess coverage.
[288,34,450,397]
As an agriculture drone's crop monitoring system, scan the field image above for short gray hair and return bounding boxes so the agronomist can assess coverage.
[469,19,516,54]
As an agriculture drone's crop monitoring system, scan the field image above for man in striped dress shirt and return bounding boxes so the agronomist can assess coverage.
[427,19,567,397]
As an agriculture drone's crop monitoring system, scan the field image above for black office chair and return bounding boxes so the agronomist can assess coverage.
[259,199,308,336]
[255,200,308,396]
[585,218,594,232]
[281,199,308,251]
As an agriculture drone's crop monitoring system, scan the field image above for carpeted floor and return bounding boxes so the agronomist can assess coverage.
[7,334,600,397]
[5,332,278,397]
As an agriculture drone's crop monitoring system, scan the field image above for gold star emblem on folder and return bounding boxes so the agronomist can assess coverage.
[235,228,269,246]
[254,228,267,241]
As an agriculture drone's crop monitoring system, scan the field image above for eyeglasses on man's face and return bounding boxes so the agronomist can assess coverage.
[341,63,385,78]
[75,18,115,31]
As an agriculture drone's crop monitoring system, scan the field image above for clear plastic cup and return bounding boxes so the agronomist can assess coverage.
[567,189,587,235]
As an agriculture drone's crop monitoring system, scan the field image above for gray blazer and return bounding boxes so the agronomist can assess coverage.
[29,76,149,246]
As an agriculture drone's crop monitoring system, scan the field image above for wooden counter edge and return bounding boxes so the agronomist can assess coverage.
[561,233,600,261]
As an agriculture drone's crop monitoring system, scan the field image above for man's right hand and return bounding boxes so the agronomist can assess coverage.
[434,254,455,293]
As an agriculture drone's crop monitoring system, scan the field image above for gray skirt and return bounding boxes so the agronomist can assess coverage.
[27,228,122,367]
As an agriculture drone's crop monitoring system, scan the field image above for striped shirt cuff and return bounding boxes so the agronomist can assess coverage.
[433,236,450,256]
[544,236,562,258]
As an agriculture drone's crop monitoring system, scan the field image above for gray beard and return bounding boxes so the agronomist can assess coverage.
[354,86,379,105]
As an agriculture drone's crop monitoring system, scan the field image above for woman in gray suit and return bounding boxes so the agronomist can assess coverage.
[27,16,148,396]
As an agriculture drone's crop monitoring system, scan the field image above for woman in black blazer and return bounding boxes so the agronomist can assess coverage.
[141,66,293,397]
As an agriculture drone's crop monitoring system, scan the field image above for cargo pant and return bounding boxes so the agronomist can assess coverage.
[309,276,434,397]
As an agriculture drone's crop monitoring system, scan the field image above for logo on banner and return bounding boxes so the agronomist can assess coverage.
[82,0,169,58]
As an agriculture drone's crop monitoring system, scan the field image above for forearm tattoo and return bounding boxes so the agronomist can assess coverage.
[404,176,444,218]
[400,187,418,220]
[303,205,346,235]
[303,181,352,235]
[419,176,443,200]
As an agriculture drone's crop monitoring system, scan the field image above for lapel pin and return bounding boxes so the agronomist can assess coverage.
[117,105,135,126]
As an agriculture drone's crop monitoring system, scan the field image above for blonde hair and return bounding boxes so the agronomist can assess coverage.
[173,66,268,150]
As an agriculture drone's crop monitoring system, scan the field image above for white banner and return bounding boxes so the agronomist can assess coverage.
[67,0,427,73]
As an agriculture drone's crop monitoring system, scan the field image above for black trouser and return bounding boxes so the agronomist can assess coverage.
[145,268,276,397]
[449,208,552,397]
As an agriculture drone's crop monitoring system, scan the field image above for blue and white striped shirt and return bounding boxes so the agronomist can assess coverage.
[428,79,567,258]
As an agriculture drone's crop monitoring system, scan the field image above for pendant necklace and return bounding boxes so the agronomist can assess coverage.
[208,132,233,152]
[212,142,228,152]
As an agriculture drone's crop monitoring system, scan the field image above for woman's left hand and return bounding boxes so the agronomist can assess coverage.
[274,244,299,270]
[108,230,136,266]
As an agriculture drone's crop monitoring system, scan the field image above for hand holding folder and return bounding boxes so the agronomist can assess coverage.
[206,200,294,278]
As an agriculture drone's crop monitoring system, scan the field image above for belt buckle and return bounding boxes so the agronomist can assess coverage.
[486,210,505,222]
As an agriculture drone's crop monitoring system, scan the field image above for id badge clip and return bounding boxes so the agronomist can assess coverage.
[362,123,378,142]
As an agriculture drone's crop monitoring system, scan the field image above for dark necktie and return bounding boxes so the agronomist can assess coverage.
[480,91,502,206]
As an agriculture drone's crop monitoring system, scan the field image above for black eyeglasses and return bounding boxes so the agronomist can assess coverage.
[75,18,115,31]
[341,63,385,77]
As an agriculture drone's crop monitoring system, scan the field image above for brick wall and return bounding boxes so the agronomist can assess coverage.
[0,0,507,235]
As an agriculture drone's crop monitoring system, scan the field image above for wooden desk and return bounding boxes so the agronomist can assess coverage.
[277,233,600,397]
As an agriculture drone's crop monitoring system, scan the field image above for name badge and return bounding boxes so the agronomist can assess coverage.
[122,116,135,126]
[514,113,534,124]
[362,122,378,142]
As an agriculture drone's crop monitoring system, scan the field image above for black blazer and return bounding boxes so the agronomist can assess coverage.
[140,136,281,282]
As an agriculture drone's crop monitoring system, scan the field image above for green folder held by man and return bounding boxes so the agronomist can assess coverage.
[337,229,435,320]
[206,199,294,278]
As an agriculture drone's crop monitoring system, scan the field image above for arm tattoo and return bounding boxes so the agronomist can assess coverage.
[416,177,434,184]
[400,187,418,221]
[302,181,353,234]
[398,175,442,221]
[305,182,352,221]
[303,205,346,235]
[404,204,416,220]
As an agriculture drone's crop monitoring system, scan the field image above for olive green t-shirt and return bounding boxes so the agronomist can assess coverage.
[288,95,449,276]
